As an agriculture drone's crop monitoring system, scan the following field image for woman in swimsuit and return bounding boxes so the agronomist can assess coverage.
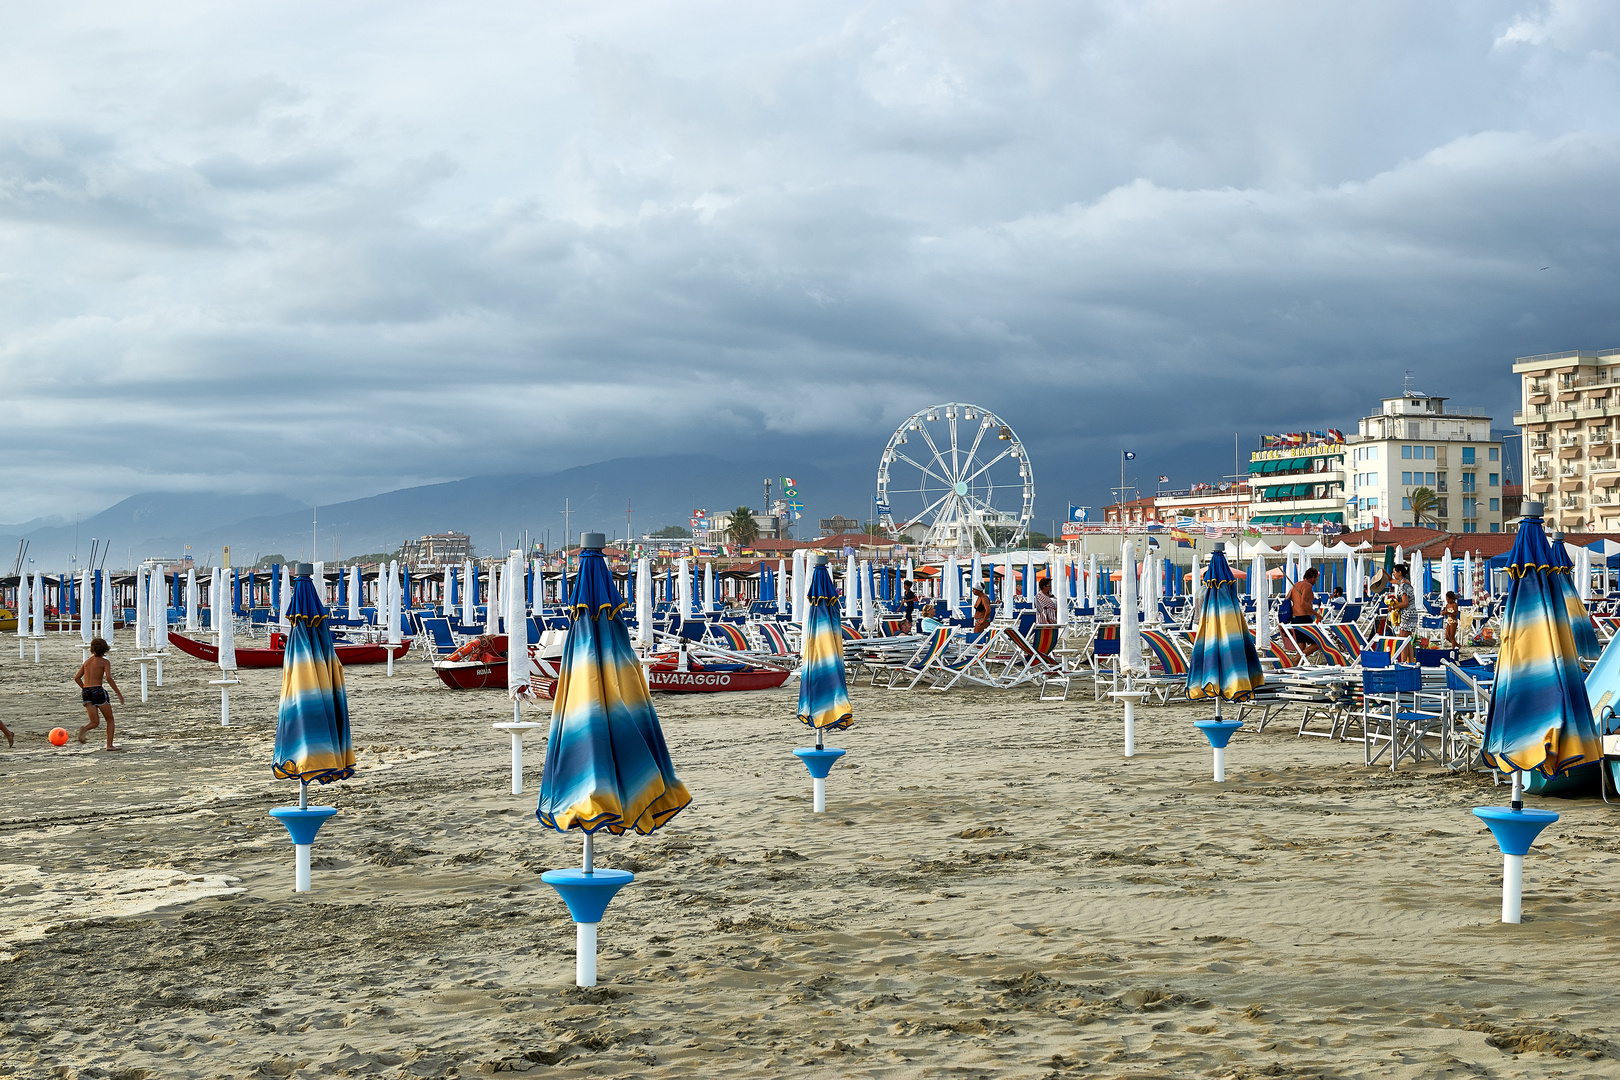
[74,637,125,751]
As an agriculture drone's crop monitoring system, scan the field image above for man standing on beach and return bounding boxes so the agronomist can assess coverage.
[74,637,125,751]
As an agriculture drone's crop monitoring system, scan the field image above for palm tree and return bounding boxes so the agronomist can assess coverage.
[1409,486,1440,528]
[726,506,759,545]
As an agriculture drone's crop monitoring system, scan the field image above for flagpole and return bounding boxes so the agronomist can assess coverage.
[1120,451,1125,536]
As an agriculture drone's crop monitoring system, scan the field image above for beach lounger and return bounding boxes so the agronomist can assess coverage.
[419,617,460,658]
[1139,628,1192,704]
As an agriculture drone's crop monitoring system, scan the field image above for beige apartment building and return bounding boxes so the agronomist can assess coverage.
[1513,348,1620,532]
[1347,393,1503,533]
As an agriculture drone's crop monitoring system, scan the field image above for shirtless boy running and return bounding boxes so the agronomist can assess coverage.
[75,637,125,751]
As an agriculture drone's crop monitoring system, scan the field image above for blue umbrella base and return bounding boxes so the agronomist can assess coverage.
[268,806,339,846]
[792,747,846,779]
[1472,806,1559,856]
[541,868,635,924]
[1193,720,1243,749]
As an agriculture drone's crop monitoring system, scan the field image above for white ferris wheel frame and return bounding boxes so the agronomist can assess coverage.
[876,402,1035,552]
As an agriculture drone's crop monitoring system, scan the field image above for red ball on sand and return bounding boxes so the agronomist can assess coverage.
[49,728,69,746]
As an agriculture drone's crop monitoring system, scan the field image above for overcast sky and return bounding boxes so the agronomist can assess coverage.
[4,0,1619,525]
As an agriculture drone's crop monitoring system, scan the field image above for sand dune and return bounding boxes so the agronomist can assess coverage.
[4,633,1620,1078]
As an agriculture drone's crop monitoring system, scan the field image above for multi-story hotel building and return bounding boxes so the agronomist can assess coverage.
[1513,348,1620,532]
[1347,393,1503,533]
[1246,441,1347,528]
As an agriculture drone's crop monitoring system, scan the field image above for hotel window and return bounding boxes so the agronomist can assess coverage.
[1491,523,1501,532]
[1402,446,1413,459]
[1490,498,1500,511]
[1464,522,1478,533]
[1402,471,1412,485]
[1426,472,1436,485]
[1439,499,1450,517]
[1462,446,1476,464]
[1462,472,1476,492]
[1368,447,1378,460]
[1489,473,1499,487]
[1489,447,1499,461]
[1402,497,1412,511]
[1425,446,1435,460]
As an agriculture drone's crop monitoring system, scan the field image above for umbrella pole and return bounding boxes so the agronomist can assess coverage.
[813,726,826,812]
[577,831,598,987]
[1213,698,1225,782]
[295,781,312,892]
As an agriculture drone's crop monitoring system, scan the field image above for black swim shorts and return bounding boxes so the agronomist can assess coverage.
[82,686,108,707]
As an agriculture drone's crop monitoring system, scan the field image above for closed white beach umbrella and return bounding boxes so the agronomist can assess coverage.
[388,560,404,646]
[135,566,149,651]
[150,569,168,651]
[1023,552,1035,603]
[1575,542,1593,601]
[1462,551,1474,601]
[348,565,362,622]
[485,564,500,637]
[218,574,238,673]
[1000,552,1014,620]
[461,559,475,624]
[678,558,693,623]
[208,568,220,635]
[99,569,114,647]
[843,553,857,620]
[943,555,958,616]
[862,560,878,632]
[1439,548,1453,599]
[313,561,325,608]
[1054,555,1070,627]
[636,556,653,646]
[185,569,199,631]
[1142,550,1159,624]
[279,563,292,630]
[1119,540,1144,674]
[1249,552,1265,615]
[1086,553,1097,609]
[1254,559,1272,653]
[776,558,788,615]
[508,551,528,696]
[704,561,718,615]
[81,568,95,645]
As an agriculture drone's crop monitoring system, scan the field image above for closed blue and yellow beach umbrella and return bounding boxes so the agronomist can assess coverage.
[537,537,691,836]
[1549,535,1601,663]
[1483,507,1601,776]
[272,567,354,784]
[797,557,853,734]
[1186,550,1264,704]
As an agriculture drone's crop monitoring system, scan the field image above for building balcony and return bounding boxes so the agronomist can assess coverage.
[1529,468,1550,479]
[1592,459,1620,474]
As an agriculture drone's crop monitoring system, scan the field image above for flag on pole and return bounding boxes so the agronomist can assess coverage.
[1158,475,1170,484]
[1068,505,1087,522]
[1124,451,1136,460]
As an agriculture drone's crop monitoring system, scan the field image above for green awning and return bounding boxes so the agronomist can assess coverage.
[1249,460,1266,474]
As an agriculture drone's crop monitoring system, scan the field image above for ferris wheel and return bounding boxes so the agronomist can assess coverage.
[876,403,1034,552]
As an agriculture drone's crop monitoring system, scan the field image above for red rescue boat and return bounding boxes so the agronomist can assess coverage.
[167,632,413,669]
[645,656,792,693]
[433,635,561,698]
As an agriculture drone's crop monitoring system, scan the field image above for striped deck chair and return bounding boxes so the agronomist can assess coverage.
[1288,624,1354,668]
[755,621,794,656]
[988,625,1065,687]
[1593,614,1620,643]
[841,620,863,642]
[884,627,954,690]
[887,628,999,691]
[881,618,906,637]
[707,623,753,652]
[1327,621,1371,657]
[1373,636,1417,664]
[1264,635,1303,671]
[1139,628,1191,703]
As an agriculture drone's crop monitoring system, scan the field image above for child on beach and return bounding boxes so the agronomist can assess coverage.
[1442,591,1460,648]
[74,637,125,751]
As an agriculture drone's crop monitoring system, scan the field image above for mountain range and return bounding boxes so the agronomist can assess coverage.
[1,455,877,570]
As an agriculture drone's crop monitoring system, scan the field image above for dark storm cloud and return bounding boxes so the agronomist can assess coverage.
[3,0,1619,521]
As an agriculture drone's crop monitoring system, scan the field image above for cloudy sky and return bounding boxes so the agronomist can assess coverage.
[4,0,1619,525]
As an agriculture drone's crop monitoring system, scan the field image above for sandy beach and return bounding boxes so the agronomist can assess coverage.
[4,633,1620,1079]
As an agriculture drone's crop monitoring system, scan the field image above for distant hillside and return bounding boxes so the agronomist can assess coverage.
[3,456,877,568]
